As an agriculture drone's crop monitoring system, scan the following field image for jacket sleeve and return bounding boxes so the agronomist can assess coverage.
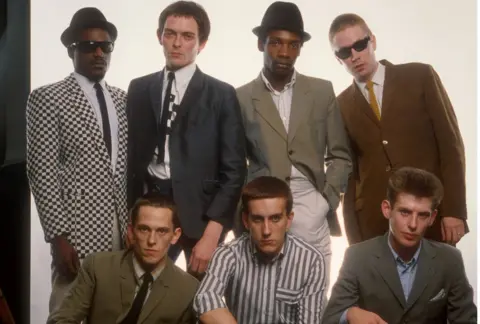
[205,85,247,228]
[423,65,467,221]
[26,87,69,242]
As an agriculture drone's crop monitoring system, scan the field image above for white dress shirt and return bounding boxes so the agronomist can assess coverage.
[73,72,121,251]
[148,62,196,180]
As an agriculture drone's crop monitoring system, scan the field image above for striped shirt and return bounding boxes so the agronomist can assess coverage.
[194,232,327,324]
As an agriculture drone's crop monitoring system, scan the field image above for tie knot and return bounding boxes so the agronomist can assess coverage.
[94,82,102,91]
[366,80,374,90]
[143,272,153,284]
[167,72,175,82]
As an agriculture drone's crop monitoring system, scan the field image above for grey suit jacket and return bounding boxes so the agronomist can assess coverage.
[322,235,477,324]
[236,72,352,235]
[47,250,199,324]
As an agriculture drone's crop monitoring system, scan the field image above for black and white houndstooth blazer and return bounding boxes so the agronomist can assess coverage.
[26,73,128,259]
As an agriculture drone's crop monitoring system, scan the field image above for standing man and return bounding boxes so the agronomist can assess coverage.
[236,1,352,281]
[26,8,128,312]
[126,1,246,278]
[328,13,468,245]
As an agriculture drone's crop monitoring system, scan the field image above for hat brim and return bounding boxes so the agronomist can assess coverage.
[252,26,311,42]
[61,21,118,47]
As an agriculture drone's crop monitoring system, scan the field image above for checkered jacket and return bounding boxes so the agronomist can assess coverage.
[26,74,128,259]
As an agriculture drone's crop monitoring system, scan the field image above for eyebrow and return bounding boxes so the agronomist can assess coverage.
[250,213,283,219]
[164,28,196,36]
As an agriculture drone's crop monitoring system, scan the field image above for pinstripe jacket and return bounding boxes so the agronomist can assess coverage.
[26,73,128,259]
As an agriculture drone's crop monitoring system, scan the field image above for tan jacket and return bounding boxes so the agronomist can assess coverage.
[338,60,467,244]
[236,72,352,235]
[47,250,199,324]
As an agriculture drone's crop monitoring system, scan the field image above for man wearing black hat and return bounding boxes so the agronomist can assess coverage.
[126,0,246,279]
[26,7,128,312]
[236,1,352,290]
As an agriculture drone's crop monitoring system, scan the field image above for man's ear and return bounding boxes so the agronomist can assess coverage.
[286,211,294,231]
[257,38,265,52]
[197,40,207,54]
[428,210,438,226]
[157,28,163,45]
[127,223,134,244]
[381,200,392,220]
[242,211,250,230]
[171,227,181,245]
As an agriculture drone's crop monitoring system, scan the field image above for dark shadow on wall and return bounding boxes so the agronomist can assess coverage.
[0,0,31,323]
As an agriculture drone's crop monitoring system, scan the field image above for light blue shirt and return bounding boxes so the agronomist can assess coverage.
[339,237,421,323]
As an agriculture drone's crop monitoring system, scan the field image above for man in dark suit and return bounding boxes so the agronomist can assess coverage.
[48,194,199,324]
[322,167,476,324]
[126,0,246,278]
[328,13,468,245]
[26,7,128,312]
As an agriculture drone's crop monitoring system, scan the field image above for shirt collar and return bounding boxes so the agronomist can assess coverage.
[260,69,297,95]
[387,233,422,266]
[249,232,290,263]
[132,254,165,283]
[164,61,197,88]
[73,72,107,92]
[355,62,386,90]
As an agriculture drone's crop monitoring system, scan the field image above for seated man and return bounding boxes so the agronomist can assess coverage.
[194,176,327,324]
[48,194,199,324]
[323,167,477,324]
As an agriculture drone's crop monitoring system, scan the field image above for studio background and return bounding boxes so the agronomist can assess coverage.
[30,0,477,322]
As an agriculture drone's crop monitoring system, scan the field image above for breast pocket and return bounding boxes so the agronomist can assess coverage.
[276,287,301,324]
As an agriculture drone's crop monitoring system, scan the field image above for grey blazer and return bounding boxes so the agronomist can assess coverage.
[236,72,352,235]
[322,235,477,324]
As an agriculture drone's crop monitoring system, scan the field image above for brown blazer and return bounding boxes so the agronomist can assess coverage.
[236,72,352,235]
[322,235,477,324]
[47,250,199,324]
[338,60,467,244]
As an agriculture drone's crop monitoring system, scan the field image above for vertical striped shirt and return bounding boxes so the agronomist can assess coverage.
[194,232,327,323]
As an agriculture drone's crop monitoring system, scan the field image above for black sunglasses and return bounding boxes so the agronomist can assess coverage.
[69,41,114,54]
[335,36,370,60]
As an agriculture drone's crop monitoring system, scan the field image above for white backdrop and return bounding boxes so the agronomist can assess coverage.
[30,0,477,322]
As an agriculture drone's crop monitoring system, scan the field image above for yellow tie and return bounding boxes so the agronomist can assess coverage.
[366,80,381,120]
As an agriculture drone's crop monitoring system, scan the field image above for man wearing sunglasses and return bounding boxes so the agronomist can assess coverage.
[328,14,468,247]
[26,7,128,313]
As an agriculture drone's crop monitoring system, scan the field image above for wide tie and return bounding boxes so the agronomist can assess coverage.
[366,80,381,120]
[120,272,153,324]
[94,82,112,156]
[157,71,175,163]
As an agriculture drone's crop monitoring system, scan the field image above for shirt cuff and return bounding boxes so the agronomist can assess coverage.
[193,292,227,315]
[339,309,349,324]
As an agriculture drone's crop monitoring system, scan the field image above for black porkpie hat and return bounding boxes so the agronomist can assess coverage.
[252,1,311,42]
[60,7,117,47]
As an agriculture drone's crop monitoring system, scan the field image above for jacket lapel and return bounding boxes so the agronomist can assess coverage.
[107,84,127,180]
[374,235,407,307]
[352,81,380,128]
[118,251,137,321]
[65,74,111,168]
[170,67,204,132]
[149,71,164,125]
[379,59,396,118]
[252,74,287,140]
[287,73,313,144]
[405,240,436,310]
[137,259,173,323]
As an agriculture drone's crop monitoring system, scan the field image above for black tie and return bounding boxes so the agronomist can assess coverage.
[157,71,175,163]
[121,272,153,324]
[94,82,112,157]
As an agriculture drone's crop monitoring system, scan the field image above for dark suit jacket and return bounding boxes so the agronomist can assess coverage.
[126,67,246,238]
[322,235,476,324]
[338,60,467,244]
[47,250,199,324]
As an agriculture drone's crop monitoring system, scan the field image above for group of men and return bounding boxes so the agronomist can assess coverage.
[26,0,475,323]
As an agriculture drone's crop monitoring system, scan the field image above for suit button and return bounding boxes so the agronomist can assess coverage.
[382,140,388,145]
[288,150,294,155]
[386,165,392,172]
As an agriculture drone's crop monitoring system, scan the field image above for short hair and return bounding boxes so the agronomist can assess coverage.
[328,13,372,43]
[129,193,181,229]
[241,176,293,214]
[158,1,210,44]
[386,167,444,210]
